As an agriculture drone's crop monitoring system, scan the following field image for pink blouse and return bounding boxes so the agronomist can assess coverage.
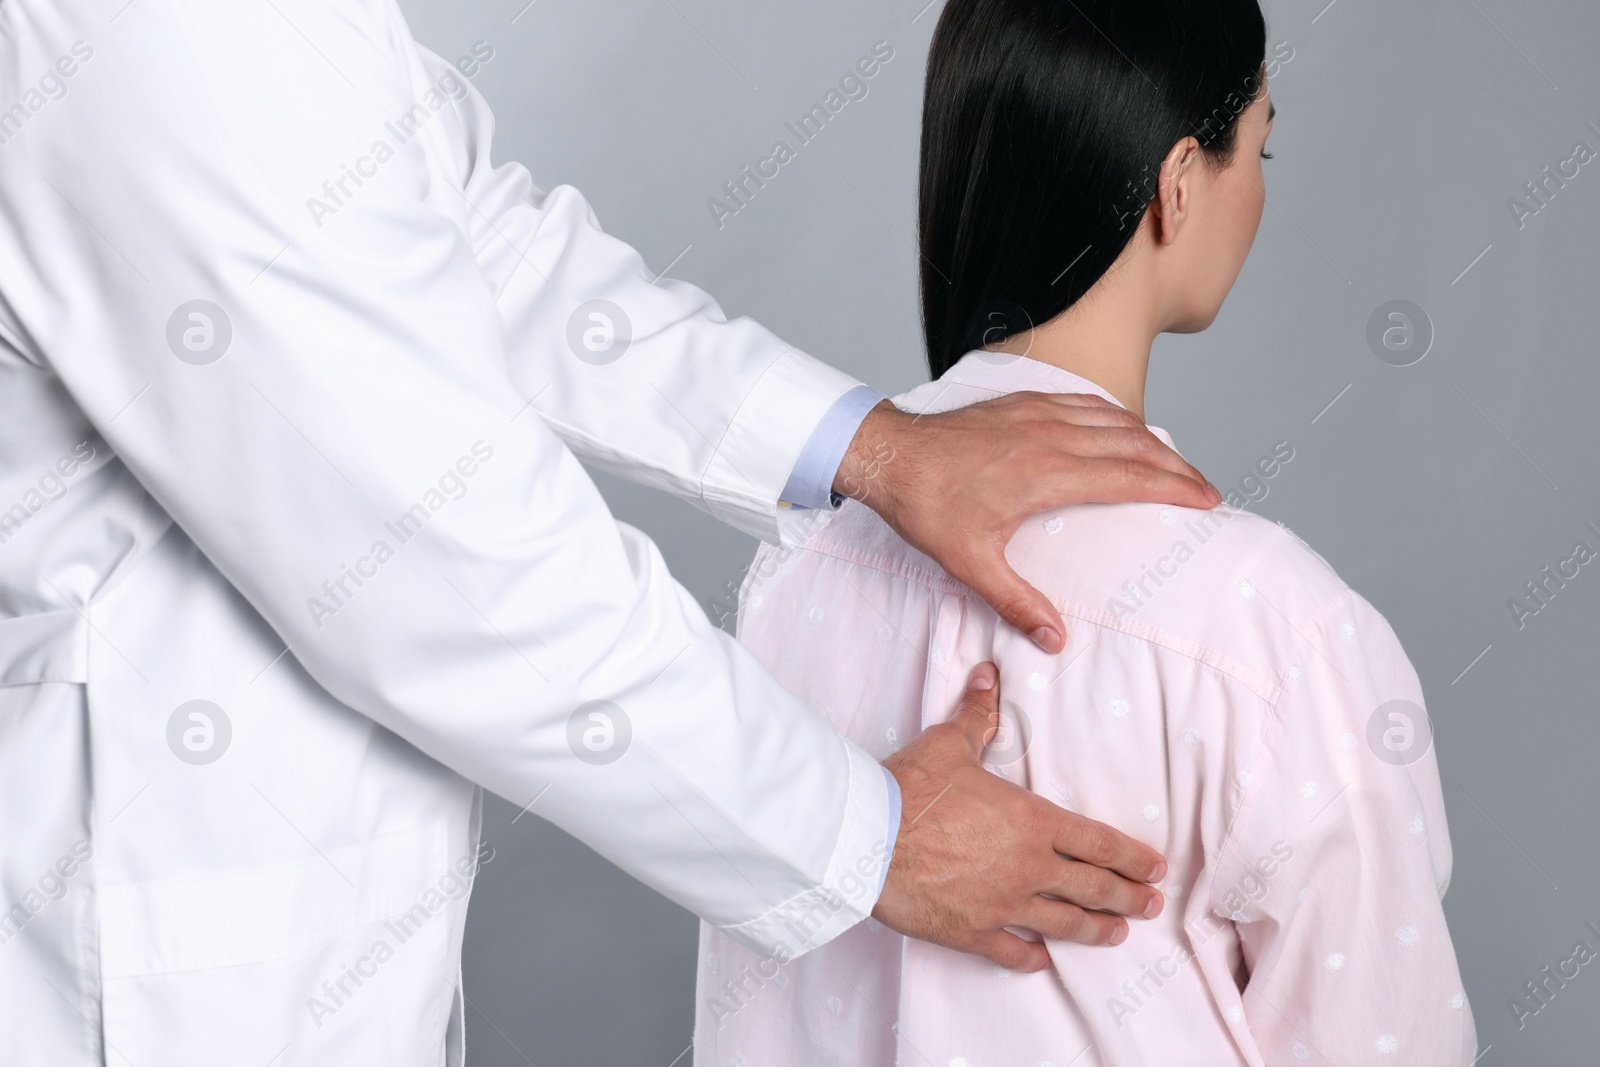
[695,353,1477,1067]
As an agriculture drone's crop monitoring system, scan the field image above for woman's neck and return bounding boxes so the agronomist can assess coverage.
[982,263,1161,420]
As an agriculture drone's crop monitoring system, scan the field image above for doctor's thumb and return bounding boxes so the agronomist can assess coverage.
[964,555,1067,655]
[951,663,1003,757]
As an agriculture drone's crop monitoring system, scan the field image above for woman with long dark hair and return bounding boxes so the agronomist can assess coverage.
[695,0,1477,1063]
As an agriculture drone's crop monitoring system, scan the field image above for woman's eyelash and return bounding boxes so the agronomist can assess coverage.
[1260,149,1274,160]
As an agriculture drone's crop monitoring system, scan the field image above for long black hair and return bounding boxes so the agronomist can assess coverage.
[919,0,1267,376]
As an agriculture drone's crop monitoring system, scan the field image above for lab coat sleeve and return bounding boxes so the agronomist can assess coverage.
[420,48,864,547]
[1210,591,1477,1065]
[0,0,888,958]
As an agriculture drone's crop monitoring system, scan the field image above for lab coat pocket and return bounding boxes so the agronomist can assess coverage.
[98,819,450,978]
[98,820,466,1066]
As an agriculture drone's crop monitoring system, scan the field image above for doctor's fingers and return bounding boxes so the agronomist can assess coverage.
[937,547,1069,655]
[1034,425,1220,510]
[1036,795,1168,888]
[948,662,1002,752]
[969,900,1127,972]
[1033,849,1164,925]
[998,390,1211,478]
[970,928,1054,973]
[948,674,1166,915]
[1021,896,1130,949]
[1014,390,1144,423]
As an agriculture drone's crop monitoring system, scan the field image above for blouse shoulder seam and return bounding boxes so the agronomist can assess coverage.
[791,535,1286,704]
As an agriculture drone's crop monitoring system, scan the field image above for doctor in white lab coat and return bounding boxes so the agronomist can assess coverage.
[0,2,1217,1063]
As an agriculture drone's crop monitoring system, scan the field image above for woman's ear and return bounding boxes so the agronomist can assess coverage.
[1150,136,1201,246]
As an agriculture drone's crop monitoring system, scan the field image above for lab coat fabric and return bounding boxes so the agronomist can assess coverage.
[0,1,892,1063]
[696,355,1478,1066]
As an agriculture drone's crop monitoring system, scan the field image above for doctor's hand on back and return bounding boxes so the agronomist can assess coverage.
[875,663,1168,968]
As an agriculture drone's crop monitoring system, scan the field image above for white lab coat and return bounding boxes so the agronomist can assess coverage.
[0,1,892,1063]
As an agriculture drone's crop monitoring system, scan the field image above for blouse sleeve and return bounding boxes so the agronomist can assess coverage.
[1208,590,1477,1065]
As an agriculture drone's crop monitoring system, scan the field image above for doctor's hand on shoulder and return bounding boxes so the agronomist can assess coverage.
[836,394,1220,655]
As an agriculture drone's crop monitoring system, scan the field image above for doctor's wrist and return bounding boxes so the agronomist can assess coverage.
[832,400,912,509]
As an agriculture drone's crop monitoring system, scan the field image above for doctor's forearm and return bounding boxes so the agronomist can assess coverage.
[433,46,866,546]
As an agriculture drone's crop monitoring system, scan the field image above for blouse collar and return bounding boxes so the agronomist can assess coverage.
[939,351,1178,451]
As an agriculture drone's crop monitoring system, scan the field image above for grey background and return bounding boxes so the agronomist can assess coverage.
[397,0,1600,1063]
